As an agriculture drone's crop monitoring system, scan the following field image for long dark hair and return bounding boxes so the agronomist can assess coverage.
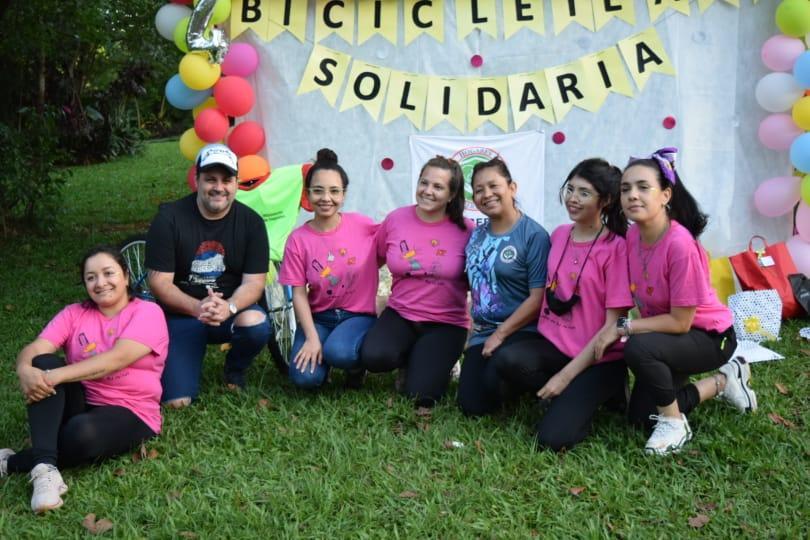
[305,148,349,189]
[79,245,133,306]
[624,158,708,238]
[418,156,467,230]
[561,158,626,237]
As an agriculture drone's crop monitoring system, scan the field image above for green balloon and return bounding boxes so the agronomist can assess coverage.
[801,175,810,206]
[173,16,190,53]
[776,0,810,38]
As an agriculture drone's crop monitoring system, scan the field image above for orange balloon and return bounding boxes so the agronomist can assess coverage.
[237,154,270,188]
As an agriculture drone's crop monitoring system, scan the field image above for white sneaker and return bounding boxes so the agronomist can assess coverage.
[0,449,15,477]
[645,414,692,456]
[717,357,758,413]
[29,463,68,514]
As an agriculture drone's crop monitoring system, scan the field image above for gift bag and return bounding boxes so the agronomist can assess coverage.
[727,289,782,342]
[729,236,802,319]
[709,256,737,305]
[788,273,810,315]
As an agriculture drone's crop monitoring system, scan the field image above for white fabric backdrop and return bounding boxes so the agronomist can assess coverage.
[242,0,790,256]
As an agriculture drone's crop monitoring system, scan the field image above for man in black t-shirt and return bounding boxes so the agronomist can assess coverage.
[146,144,271,407]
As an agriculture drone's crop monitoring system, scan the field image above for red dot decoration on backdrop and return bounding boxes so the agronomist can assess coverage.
[663,116,677,129]
[381,158,394,170]
[551,131,566,144]
[470,54,483,68]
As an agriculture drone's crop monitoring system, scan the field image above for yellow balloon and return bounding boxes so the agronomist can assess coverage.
[193,97,218,119]
[793,96,810,131]
[180,128,206,161]
[179,52,221,91]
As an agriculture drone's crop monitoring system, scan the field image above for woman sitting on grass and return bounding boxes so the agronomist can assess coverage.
[279,148,380,389]
[457,158,550,416]
[596,148,757,455]
[361,156,473,407]
[1,246,168,513]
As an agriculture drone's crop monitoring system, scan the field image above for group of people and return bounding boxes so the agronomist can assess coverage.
[2,143,758,514]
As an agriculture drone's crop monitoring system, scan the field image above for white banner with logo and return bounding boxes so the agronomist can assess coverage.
[409,132,545,228]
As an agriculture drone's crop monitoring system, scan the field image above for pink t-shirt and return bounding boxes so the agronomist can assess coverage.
[279,212,380,315]
[39,298,169,433]
[378,205,473,328]
[538,224,634,363]
[626,220,733,332]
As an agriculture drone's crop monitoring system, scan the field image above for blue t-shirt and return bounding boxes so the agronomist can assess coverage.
[465,214,550,345]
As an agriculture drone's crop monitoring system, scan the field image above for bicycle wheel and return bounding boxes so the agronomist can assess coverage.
[119,234,153,301]
[265,273,295,376]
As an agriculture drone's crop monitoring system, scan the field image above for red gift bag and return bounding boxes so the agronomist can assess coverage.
[729,235,802,319]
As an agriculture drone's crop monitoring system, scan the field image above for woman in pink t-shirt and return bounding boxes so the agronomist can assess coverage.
[279,148,379,389]
[361,156,473,407]
[1,246,168,513]
[597,148,758,456]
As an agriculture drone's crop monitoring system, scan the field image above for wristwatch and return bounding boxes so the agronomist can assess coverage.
[616,317,631,337]
[228,302,238,316]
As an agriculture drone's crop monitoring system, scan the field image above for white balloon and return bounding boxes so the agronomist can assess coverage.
[155,4,192,41]
[755,72,804,113]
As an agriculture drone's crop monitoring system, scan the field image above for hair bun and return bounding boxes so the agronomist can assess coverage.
[316,148,338,164]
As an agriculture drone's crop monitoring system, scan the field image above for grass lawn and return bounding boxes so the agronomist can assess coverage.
[0,140,808,537]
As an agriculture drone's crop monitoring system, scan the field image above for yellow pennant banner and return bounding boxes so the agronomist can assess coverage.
[340,61,392,120]
[358,0,398,45]
[314,0,356,44]
[384,70,428,128]
[403,0,444,45]
[467,77,510,131]
[297,44,352,107]
[507,71,556,128]
[647,0,690,22]
[551,0,594,34]
[546,59,599,120]
[503,0,545,39]
[591,0,635,31]
[266,0,307,42]
[617,26,676,90]
[456,0,498,40]
[581,46,634,110]
[229,0,269,40]
[425,77,467,131]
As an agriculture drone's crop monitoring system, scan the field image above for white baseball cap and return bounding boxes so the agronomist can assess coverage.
[196,143,238,176]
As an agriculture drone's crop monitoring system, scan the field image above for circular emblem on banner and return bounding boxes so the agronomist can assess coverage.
[450,146,501,210]
[499,245,517,263]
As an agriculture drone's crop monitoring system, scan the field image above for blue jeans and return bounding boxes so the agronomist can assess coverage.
[161,304,271,402]
[289,310,376,389]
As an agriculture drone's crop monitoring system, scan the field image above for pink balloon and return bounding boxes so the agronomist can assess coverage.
[754,176,801,217]
[787,234,810,276]
[761,35,806,72]
[222,43,259,77]
[758,114,803,150]
[796,203,810,242]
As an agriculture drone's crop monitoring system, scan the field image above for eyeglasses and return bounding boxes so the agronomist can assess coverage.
[307,187,345,197]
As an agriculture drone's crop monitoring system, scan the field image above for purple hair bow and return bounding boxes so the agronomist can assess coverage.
[628,147,678,184]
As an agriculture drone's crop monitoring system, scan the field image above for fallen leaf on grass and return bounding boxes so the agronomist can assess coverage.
[112,468,125,477]
[131,445,159,463]
[474,440,484,455]
[687,513,710,528]
[82,514,114,535]
[530,529,539,537]
[415,407,432,418]
[167,490,182,501]
[398,490,418,499]
[774,383,789,395]
[178,532,198,539]
[148,449,159,460]
[385,397,394,408]
[800,349,810,357]
[687,449,701,456]
[256,398,270,409]
[443,440,464,449]
[768,412,797,429]
[4,304,14,311]
[392,422,404,436]
[385,464,395,474]
[697,502,717,513]
[568,486,586,497]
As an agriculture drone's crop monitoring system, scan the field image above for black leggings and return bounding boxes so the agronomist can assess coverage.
[360,308,468,407]
[459,333,627,451]
[6,354,156,473]
[624,327,736,430]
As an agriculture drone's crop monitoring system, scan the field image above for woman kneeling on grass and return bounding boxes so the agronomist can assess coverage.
[596,148,757,456]
[361,156,473,407]
[279,148,380,389]
[457,158,550,416]
[1,246,168,513]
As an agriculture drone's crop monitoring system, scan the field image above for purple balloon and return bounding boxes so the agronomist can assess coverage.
[222,43,259,77]
[758,113,803,150]
[753,176,801,217]
[787,234,810,276]
[761,35,806,72]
